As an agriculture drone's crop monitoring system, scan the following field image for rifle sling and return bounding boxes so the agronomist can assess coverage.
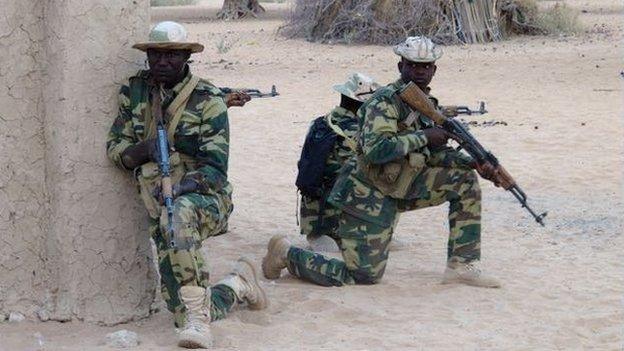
[146,75,200,145]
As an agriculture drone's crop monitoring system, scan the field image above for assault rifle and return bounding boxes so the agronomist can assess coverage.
[399,82,547,226]
[441,102,487,117]
[219,85,280,98]
[153,89,176,248]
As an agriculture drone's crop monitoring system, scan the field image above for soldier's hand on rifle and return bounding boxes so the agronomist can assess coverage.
[225,91,251,108]
[423,127,452,147]
[153,178,198,204]
[474,161,502,187]
[121,138,159,169]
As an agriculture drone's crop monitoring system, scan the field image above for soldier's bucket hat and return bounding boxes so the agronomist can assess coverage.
[393,36,442,63]
[333,73,381,102]
[133,21,204,53]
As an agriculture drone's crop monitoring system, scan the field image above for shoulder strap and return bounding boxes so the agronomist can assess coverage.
[325,113,357,152]
[165,75,201,145]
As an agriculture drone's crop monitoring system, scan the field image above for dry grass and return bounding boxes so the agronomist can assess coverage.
[150,0,198,6]
[537,3,582,35]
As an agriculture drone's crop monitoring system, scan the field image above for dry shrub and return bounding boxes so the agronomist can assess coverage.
[151,0,197,6]
[280,0,455,45]
[536,3,582,35]
[282,0,583,45]
[500,0,582,35]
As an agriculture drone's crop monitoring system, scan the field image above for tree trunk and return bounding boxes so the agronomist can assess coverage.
[217,0,265,20]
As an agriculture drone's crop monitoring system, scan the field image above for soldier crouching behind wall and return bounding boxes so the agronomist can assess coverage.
[106,21,267,349]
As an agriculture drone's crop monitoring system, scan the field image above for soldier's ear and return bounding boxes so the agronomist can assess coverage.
[433,64,437,74]
[397,60,403,73]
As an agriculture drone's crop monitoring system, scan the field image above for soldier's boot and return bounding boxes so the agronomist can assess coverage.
[218,257,269,310]
[262,235,291,279]
[177,286,213,349]
[306,234,339,253]
[442,261,501,288]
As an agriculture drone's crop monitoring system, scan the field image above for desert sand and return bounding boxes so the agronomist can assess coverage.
[1,0,622,350]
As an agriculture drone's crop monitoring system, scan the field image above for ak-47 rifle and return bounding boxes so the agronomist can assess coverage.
[399,82,547,226]
[219,85,280,98]
[441,101,487,117]
[152,88,176,248]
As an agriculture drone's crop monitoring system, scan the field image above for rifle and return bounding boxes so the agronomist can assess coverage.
[399,82,547,226]
[441,101,487,117]
[153,88,176,248]
[219,85,280,98]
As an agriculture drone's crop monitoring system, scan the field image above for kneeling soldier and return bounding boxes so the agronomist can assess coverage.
[264,36,502,289]
[297,73,380,251]
[106,21,267,348]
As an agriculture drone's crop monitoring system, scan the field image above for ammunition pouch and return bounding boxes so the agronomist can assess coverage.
[357,152,426,199]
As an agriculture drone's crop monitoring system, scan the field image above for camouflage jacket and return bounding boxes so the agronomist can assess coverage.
[106,69,232,198]
[328,79,473,225]
[318,106,359,189]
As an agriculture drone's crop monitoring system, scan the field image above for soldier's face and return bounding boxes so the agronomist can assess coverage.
[398,58,436,90]
[147,49,190,85]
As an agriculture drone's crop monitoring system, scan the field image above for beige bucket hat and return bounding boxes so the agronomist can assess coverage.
[133,21,204,53]
[393,36,442,62]
[333,73,381,102]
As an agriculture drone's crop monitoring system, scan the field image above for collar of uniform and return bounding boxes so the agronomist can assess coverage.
[332,106,356,118]
[393,78,432,95]
[171,66,192,95]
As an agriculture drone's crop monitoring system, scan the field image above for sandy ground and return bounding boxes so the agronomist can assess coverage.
[2,0,623,350]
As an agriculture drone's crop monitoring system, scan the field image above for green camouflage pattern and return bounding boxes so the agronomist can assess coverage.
[106,69,236,327]
[287,212,393,286]
[285,80,482,286]
[149,193,236,326]
[300,106,359,238]
[107,69,232,195]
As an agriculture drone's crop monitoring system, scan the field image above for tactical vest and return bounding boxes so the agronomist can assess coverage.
[128,72,200,219]
[356,85,435,199]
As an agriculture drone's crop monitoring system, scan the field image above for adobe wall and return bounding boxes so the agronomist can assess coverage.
[0,0,156,325]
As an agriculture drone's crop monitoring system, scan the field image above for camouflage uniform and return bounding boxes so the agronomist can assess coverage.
[299,106,359,240]
[285,80,481,286]
[107,69,236,326]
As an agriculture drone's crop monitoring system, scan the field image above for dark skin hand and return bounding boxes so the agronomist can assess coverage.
[225,91,251,107]
[121,48,191,169]
[153,177,199,204]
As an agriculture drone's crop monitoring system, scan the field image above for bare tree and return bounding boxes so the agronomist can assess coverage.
[217,0,265,20]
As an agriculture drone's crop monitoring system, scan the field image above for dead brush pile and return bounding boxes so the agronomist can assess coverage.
[280,0,582,45]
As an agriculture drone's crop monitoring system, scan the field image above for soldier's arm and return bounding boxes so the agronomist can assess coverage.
[183,97,230,193]
[360,95,428,165]
[106,85,138,170]
[427,146,474,170]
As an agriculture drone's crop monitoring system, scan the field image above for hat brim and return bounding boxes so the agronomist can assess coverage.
[333,84,360,102]
[132,42,204,53]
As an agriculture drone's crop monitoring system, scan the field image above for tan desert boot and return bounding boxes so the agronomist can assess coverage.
[177,286,213,349]
[218,257,269,310]
[442,261,501,288]
[262,235,291,279]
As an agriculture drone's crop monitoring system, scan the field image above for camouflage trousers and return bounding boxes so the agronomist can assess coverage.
[286,166,481,286]
[150,192,235,327]
[299,195,341,239]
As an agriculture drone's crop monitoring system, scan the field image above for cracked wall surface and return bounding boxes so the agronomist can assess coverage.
[0,0,49,319]
[0,0,156,325]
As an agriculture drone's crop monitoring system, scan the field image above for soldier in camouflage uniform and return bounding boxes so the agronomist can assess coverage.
[299,73,380,252]
[263,36,503,289]
[106,22,267,349]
